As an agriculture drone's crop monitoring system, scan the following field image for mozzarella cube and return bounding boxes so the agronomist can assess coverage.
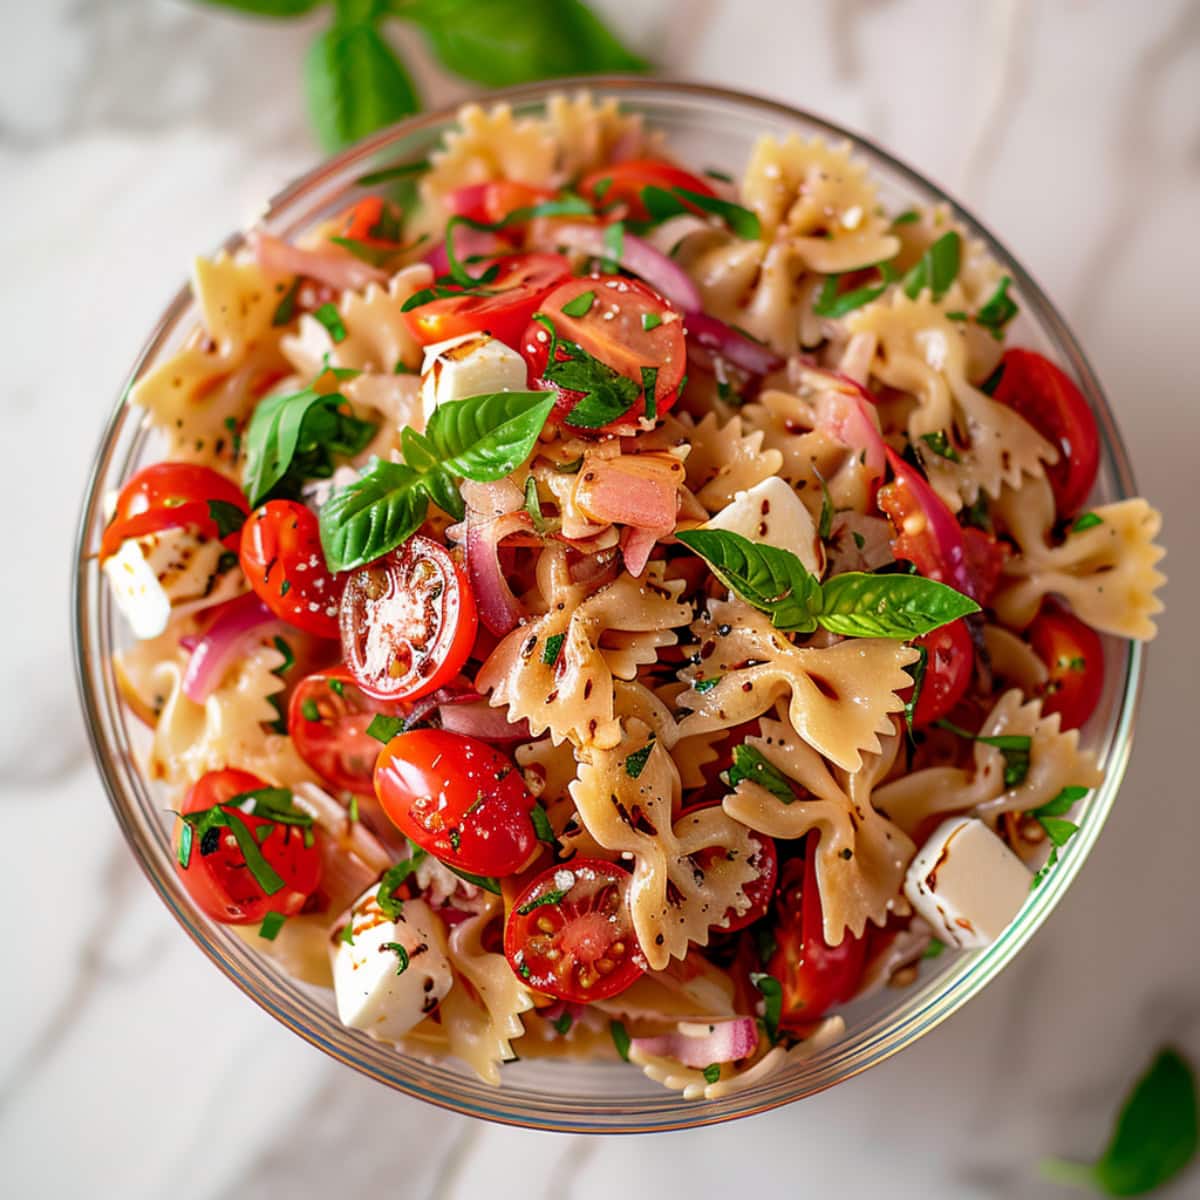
[419,333,528,424]
[904,817,1032,949]
[331,891,452,1042]
[705,476,825,576]
[103,527,240,639]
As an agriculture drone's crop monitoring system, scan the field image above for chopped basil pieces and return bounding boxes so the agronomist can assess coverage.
[936,719,1032,787]
[381,942,410,975]
[903,642,929,733]
[624,737,656,779]
[641,310,663,332]
[561,289,596,317]
[377,850,427,920]
[920,431,962,463]
[749,972,783,1043]
[312,302,348,344]
[702,1064,721,1084]
[1072,512,1104,532]
[902,231,961,301]
[366,714,406,743]
[610,1019,631,1061]
[976,275,1018,335]
[301,697,320,722]
[727,745,794,803]
[258,912,287,941]
[541,633,565,665]
[516,889,566,916]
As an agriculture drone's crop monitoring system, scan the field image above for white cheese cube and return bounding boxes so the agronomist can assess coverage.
[102,527,240,639]
[419,332,528,424]
[903,817,1032,949]
[705,476,825,576]
[331,891,452,1042]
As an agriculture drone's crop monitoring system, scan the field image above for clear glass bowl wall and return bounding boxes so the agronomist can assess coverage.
[73,80,1143,1132]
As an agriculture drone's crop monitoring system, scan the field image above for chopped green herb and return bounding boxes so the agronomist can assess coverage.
[961,494,991,531]
[1072,512,1104,532]
[694,677,720,694]
[444,865,502,895]
[355,159,429,187]
[177,821,194,870]
[348,795,359,823]
[610,1019,632,1061]
[904,642,929,733]
[944,310,968,322]
[394,358,414,374]
[976,275,1018,335]
[1040,1048,1197,1196]
[816,471,834,540]
[339,919,355,945]
[624,737,656,779]
[381,942,410,975]
[258,912,287,941]
[328,677,344,697]
[591,176,613,202]
[603,220,625,264]
[448,828,461,852]
[541,632,565,666]
[376,850,427,920]
[530,805,556,845]
[702,1064,721,1084]
[552,455,584,474]
[893,209,920,225]
[300,697,320,722]
[902,231,961,301]
[812,262,896,318]
[640,365,659,423]
[852,531,866,550]
[524,476,548,534]
[923,937,946,959]
[920,430,962,463]
[533,313,641,428]
[675,188,761,239]
[979,359,1006,396]
[749,972,783,1043]
[516,889,566,916]
[703,167,734,183]
[551,1010,574,1036]
[641,311,663,332]
[727,745,794,804]
[312,302,348,344]
[366,714,406,743]
[561,289,596,317]
[517,962,532,980]
[207,499,247,542]
[936,719,1032,787]
[272,276,303,327]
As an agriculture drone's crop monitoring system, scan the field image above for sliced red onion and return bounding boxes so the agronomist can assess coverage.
[465,508,532,636]
[630,1017,759,1069]
[641,213,718,257]
[249,230,387,293]
[686,311,784,376]
[437,699,531,742]
[813,371,887,483]
[551,222,701,312]
[422,227,510,277]
[182,593,279,703]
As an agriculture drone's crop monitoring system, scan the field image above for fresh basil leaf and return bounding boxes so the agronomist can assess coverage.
[624,737,656,779]
[727,745,794,804]
[312,302,347,343]
[377,849,427,920]
[207,499,247,539]
[818,572,979,638]
[177,821,194,870]
[530,805,556,845]
[366,713,406,744]
[675,529,823,633]
[196,0,321,14]
[674,188,761,239]
[702,1064,721,1085]
[893,209,920,225]
[1072,512,1104,532]
[258,912,288,940]
[816,472,834,540]
[397,0,647,87]
[444,865,502,895]
[936,719,1032,787]
[903,642,929,733]
[551,1011,573,1036]
[524,476,548,534]
[642,311,663,332]
[272,276,302,326]
[920,431,961,463]
[541,632,565,666]
[923,937,945,959]
[812,263,897,318]
[561,289,595,317]
[339,918,355,945]
[1034,785,1089,819]
[976,275,1018,334]
[750,972,783,1044]
[533,316,641,429]
[979,359,1006,396]
[1041,1049,1198,1197]
[318,460,429,570]
[641,366,659,423]
[380,941,410,974]
[610,1019,632,1061]
[516,888,567,916]
[1039,816,1080,848]
[640,184,690,223]
[902,231,961,301]
[224,810,286,896]
[693,677,720,694]
[328,235,405,267]
[305,19,420,153]
[704,167,734,184]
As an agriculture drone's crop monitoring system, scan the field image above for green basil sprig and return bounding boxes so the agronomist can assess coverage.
[902,231,961,301]
[639,185,762,240]
[242,369,377,507]
[319,390,553,571]
[1041,1048,1197,1196]
[675,528,979,638]
[532,314,641,429]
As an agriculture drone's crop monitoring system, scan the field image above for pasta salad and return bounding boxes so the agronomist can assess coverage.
[102,93,1166,1098]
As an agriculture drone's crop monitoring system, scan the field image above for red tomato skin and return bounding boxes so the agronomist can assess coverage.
[339,536,478,703]
[101,462,248,561]
[993,349,1100,517]
[579,159,717,220]
[374,729,537,876]
[174,769,322,924]
[521,275,686,432]
[445,181,556,226]
[504,857,644,1003]
[401,253,571,351]
[898,619,975,730]
[1028,605,1105,730]
[677,802,778,933]
[239,501,342,638]
[768,841,868,1026]
[288,667,406,795]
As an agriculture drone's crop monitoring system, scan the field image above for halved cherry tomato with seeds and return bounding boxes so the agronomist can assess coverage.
[898,618,975,730]
[993,349,1100,517]
[521,275,686,431]
[767,840,868,1027]
[401,252,570,350]
[288,667,407,795]
[679,802,778,933]
[374,729,538,876]
[339,535,477,702]
[1027,605,1104,730]
[504,858,645,1002]
[239,500,342,638]
[579,159,717,221]
[101,462,248,561]
[173,768,322,925]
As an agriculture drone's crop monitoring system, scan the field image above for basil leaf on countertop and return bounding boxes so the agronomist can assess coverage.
[1041,1048,1197,1196]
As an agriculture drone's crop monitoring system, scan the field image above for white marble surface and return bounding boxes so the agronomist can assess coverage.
[2,0,1199,1196]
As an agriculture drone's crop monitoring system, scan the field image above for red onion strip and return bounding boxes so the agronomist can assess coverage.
[437,699,531,742]
[182,593,279,703]
[685,311,784,376]
[249,230,388,293]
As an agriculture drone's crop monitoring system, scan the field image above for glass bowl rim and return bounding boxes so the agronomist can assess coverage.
[71,76,1144,1132]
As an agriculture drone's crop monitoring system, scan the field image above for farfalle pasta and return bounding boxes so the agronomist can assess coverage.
[100,93,1164,1097]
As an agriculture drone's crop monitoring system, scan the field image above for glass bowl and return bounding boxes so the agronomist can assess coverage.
[72,79,1144,1132]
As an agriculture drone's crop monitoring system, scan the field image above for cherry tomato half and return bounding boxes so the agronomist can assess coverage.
[173,768,322,924]
[678,802,778,933]
[993,349,1100,517]
[579,159,717,220]
[521,275,686,431]
[239,500,342,638]
[1028,605,1104,730]
[402,252,571,350]
[101,462,248,561]
[288,667,406,795]
[339,536,477,703]
[898,618,975,730]
[374,729,538,876]
[445,181,556,227]
[767,841,868,1027]
[504,858,645,1002]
